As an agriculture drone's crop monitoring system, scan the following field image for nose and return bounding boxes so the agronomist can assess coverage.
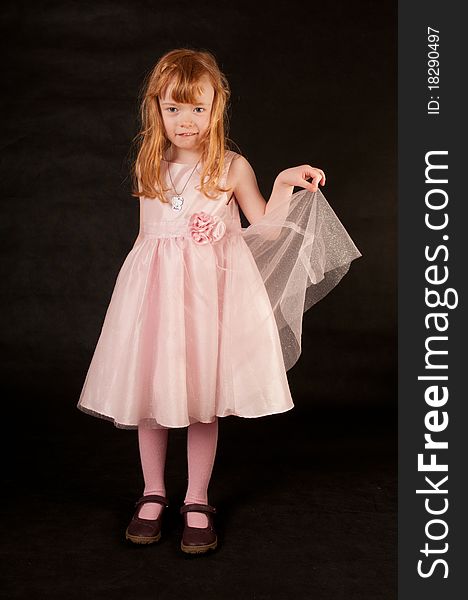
[178,111,195,128]
[179,124,197,134]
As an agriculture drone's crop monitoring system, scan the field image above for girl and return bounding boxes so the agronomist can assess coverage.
[77,48,362,555]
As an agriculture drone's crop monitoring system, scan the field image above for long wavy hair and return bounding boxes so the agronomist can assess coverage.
[131,48,236,203]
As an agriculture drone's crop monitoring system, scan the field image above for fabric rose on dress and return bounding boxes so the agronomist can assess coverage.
[188,212,226,244]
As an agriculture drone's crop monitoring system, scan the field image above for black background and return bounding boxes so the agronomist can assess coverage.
[2,1,396,598]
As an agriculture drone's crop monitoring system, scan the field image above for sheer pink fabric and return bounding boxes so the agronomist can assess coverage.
[77,151,362,430]
[242,185,362,371]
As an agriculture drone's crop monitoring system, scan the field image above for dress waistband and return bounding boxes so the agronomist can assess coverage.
[141,218,242,239]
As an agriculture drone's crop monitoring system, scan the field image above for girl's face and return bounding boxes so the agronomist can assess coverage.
[159,74,214,153]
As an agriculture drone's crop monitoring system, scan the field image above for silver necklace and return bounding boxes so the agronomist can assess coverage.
[166,157,201,211]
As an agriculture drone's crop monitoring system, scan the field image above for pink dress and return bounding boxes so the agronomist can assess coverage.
[77,150,362,429]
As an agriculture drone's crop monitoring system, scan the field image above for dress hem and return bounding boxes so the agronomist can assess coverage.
[76,402,295,430]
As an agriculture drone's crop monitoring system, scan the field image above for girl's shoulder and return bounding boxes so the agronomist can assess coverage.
[223,150,242,179]
[224,151,254,195]
[225,149,241,162]
[225,150,253,179]
[225,150,248,174]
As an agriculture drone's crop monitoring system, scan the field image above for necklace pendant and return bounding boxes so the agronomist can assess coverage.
[171,195,184,211]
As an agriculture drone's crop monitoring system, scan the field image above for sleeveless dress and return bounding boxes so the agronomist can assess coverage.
[77,150,362,429]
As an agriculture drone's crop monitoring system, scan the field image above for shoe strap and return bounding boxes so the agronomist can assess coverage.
[134,494,169,508]
[180,502,217,515]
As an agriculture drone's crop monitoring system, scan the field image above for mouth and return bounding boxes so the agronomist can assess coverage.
[177,133,197,136]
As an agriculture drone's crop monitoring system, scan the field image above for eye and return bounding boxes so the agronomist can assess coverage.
[166,106,204,113]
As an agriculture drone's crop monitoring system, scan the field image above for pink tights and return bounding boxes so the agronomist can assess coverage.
[137,418,218,528]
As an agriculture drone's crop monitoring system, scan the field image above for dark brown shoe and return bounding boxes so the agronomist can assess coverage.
[125,494,169,544]
[180,503,218,554]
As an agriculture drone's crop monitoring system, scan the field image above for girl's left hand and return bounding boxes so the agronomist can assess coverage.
[276,165,326,193]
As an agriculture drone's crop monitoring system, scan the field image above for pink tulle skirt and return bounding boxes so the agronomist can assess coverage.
[77,188,362,429]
